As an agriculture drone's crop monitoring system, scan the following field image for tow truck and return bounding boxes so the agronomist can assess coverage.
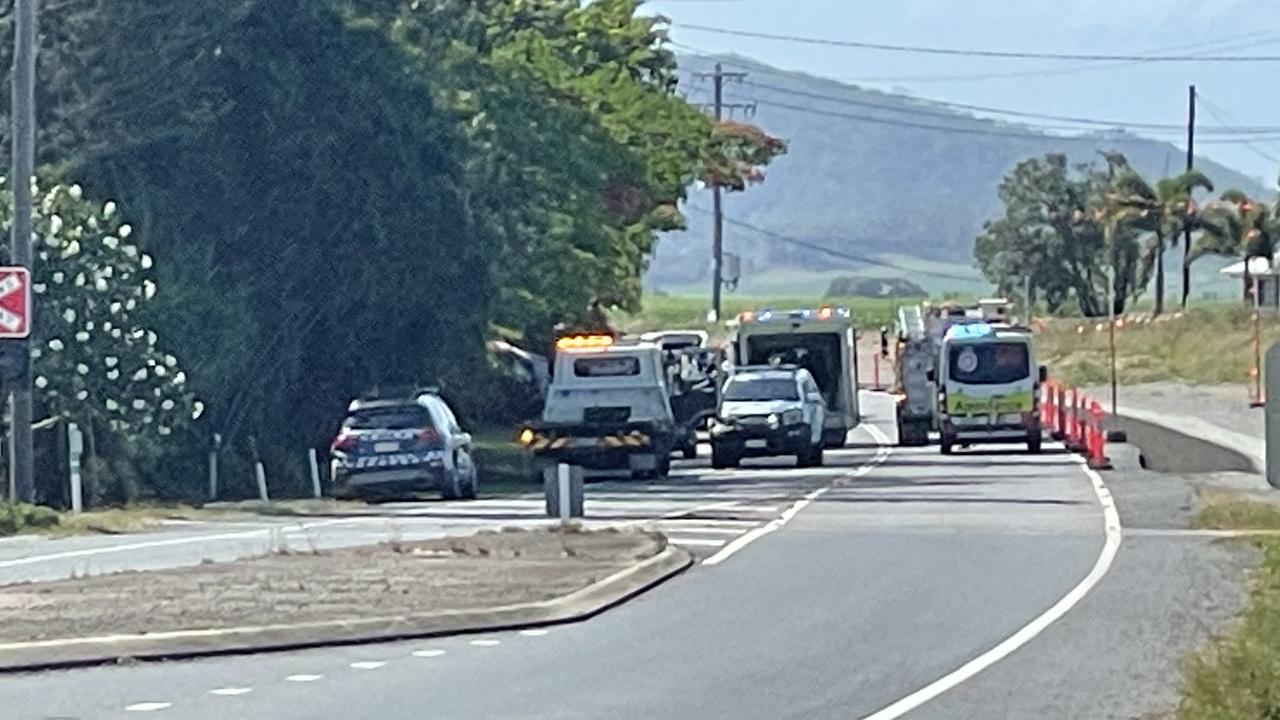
[518,333,679,479]
[726,305,859,447]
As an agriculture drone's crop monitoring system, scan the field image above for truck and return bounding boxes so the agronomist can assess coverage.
[892,305,933,446]
[933,321,1046,455]
[518,334,679,479]
[726,306,860,448]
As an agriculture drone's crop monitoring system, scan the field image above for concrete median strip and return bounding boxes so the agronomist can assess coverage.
[0,530,691,673]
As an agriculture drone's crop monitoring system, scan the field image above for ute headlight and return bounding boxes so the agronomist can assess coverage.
[781,409,804,425]
[767,413,780,428]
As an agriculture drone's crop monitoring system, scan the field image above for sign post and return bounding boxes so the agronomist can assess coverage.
[0,267,32,503]
[67,422,83,513]
[1265,343,1280,489]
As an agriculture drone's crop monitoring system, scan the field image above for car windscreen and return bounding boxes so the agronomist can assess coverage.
[343,405,435,430]
[947,342,1030,385]
[723,377,799,401]
[574,356,640,377]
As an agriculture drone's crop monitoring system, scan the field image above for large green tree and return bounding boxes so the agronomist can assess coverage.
[0,0,782,497]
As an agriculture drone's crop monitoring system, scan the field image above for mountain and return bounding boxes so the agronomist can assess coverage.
[648,53,1272,297]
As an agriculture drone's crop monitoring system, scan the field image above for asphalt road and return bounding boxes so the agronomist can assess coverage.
[3,391,1152,720]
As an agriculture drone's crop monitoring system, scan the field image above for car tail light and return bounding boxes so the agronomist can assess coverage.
[418,427,444,447]
[331,433,358,453]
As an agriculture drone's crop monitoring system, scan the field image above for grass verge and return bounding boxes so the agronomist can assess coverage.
[0,502,204,537]
[1176,498,1280,719]
[1037,304,1278,389]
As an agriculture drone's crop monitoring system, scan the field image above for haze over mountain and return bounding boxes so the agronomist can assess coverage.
[648,53,1272,296]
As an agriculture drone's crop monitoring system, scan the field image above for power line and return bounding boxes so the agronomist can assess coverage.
[1195,93,1280,164]
[677,23,1280,62]
[737,78,1280,135]
[673,31,1280,85]
[684,205,985,283]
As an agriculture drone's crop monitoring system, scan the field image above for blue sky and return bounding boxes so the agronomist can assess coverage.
[650,0,1280,185]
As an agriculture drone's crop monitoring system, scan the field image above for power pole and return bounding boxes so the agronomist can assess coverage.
[1181,84,1196,310]
[692,63,750,322]
[8,0,36,503]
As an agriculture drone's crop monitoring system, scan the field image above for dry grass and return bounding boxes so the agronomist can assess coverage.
[1036,305,1280,388]
[1175,499,1280,719]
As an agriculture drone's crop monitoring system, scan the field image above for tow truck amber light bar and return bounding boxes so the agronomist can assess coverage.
[556,335,615,351]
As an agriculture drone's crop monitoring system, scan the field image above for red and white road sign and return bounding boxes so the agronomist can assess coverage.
[0,267,31,339]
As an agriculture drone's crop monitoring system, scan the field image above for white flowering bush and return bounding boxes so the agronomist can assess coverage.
[0,178,201,438]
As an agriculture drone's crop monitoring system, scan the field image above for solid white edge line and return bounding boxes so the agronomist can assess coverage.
[701,421,894,567]
[856,455,1123,720]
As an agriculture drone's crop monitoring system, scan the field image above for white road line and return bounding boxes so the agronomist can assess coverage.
[667,537,728,547]
[209,687,252,696]
[412,649,447,657]
[856,456,1123,720]
[470,639,501,647]
[656,526,744,535]
[124,702,171,712]
[703,422,895,567]
[349,661,387,670]
[1124,528,1280,539]
[0,518,356,570]
[519,629,550,637]
[285,674,324,683]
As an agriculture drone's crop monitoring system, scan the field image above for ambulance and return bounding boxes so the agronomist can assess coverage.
[932,322,1046,454]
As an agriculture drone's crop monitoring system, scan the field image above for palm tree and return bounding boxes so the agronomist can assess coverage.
[1194,191,1278,306]
[1100,165,1215,315]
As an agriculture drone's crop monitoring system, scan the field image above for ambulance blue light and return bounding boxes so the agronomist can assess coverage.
[949,322,993,339]
[758,309,775,321]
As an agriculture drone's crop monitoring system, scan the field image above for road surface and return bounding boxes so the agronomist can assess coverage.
[3,391,1158,719]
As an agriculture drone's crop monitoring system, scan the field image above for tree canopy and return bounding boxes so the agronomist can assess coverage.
[0,0,784,501]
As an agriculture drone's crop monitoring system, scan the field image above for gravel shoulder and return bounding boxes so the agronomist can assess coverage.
[0,526,666,644]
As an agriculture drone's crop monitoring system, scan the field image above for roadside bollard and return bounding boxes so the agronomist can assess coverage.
[1087,400,1111,470]
[1053,385,1067,441]
[543,463,585,522]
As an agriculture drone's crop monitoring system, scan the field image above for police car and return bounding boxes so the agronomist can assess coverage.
[329,389,478,501]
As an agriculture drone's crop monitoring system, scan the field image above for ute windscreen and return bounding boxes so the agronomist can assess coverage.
[745,333,842,408]
[344,405,434,430]
[947,342,1030,385]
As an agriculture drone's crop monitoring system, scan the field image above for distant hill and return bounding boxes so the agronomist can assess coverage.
[648,53,1272,298]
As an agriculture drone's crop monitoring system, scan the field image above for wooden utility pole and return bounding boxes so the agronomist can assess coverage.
[9,0,36,503]
[692,63,750,322]
[1181,84,1196,309]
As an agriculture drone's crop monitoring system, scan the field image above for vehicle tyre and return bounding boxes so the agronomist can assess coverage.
[655,451,672,479]
[1027,432,1043,454]
[460,469,478,499]
[682,441,698,460]
[441,472,464,501]
[711,443,739,470]
[822,429,848,449]
[940,433,955,455]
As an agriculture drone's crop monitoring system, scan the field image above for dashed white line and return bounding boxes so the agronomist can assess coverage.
[519,629,550,637]
[350,661,387,670]
[124,702,171,712]
[702,422,894,567]
[285,674,324,683]
[412,648,448,657]
[209,687,253,697]
[470,638,501,647]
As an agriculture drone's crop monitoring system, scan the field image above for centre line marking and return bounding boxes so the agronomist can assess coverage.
[702,420,895,567]
[124,702,171,712]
